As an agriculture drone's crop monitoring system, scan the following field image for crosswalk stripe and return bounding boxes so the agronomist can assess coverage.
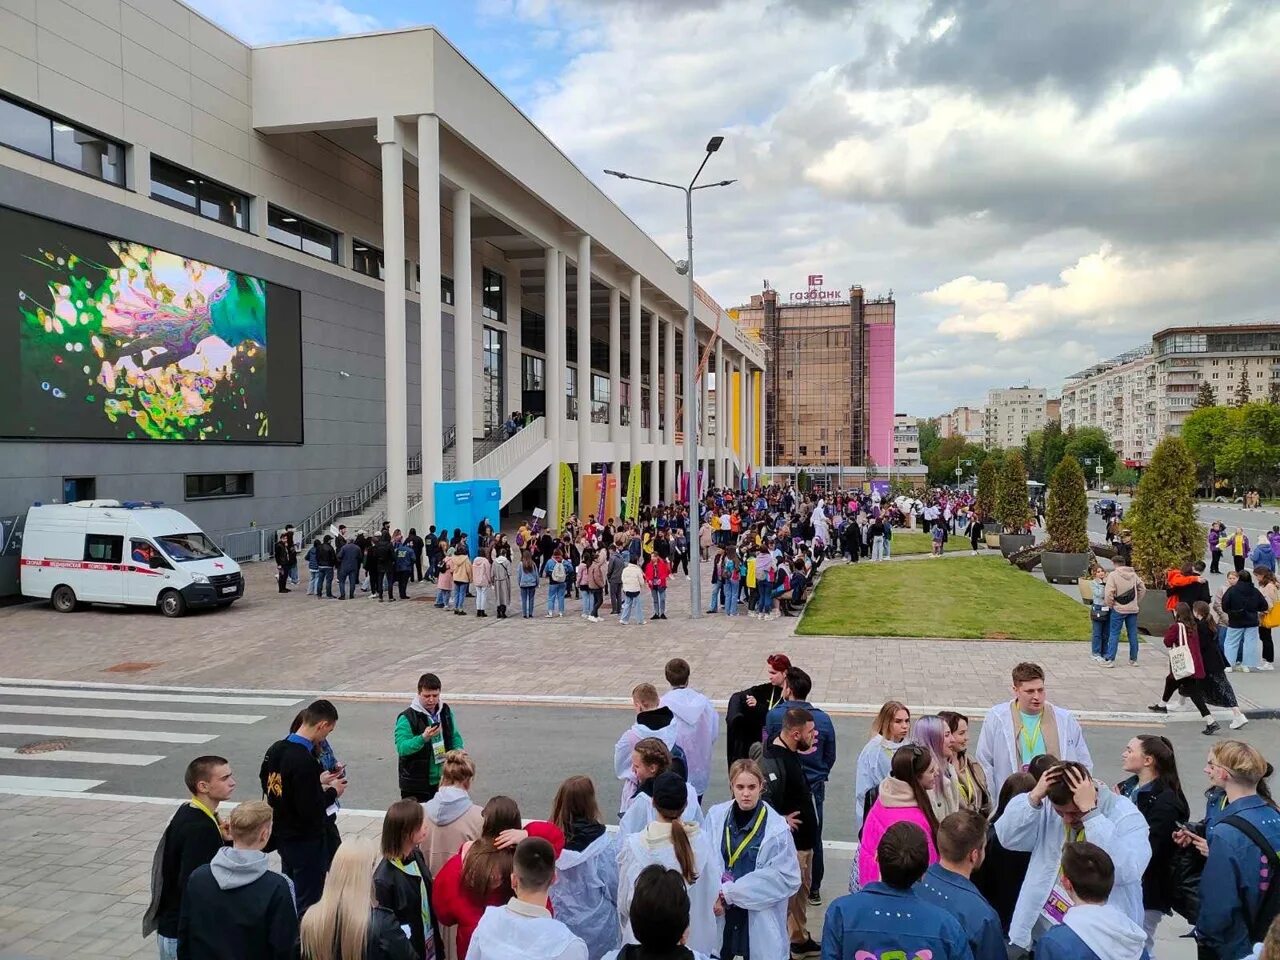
[0,745,163,766]
[0,724,217,744]
[0,686,300,707]
[0,704,265,724]
[0,775,104,792]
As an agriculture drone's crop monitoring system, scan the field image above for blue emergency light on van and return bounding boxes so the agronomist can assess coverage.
[121,501,165,509]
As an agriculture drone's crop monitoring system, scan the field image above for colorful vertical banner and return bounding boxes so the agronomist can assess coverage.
[625,463,642,520]
[557,462,574,531]
[596,463,609,523]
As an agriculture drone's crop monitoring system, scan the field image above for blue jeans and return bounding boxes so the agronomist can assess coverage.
[435,586,451,608]
[157,936,178,960]
[452,582,468,610]
[651,586,667,617]
[883,538,891,558]
[706,580,723,613]
[582,589,596,617]
[1106,611,1139,662]
[1224,626,1261,667]
[520,585,536,616]
[548,582,566,614]
[758,583,773,615]
[317,567,334,597]
[1090,609,1110,657]
[725,579,740,615]
[307,568,320,594]
[622,591,644,623]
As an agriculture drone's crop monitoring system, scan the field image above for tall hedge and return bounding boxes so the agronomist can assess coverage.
[976,459,998,521]
[1129,436,1204,587]
[1046,454,1089,552]
[996,451,1033,533]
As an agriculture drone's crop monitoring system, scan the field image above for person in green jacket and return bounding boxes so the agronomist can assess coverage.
[395,673,464,801]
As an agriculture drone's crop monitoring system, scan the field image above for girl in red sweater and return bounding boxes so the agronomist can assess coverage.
[431,795,565,958]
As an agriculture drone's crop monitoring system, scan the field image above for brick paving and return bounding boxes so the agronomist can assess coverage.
[1,554,1271,714]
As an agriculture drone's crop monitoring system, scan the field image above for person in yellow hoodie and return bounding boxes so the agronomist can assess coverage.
[745,548,758,612]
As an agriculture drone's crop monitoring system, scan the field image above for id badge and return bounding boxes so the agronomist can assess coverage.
[1041,882,1072,925]
[721,870,734,885]
[431,731,446,764]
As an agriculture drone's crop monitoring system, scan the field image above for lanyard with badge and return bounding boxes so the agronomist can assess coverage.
[391,858,436,960]
[189,797,221,834]
[1042,822,1086,925]
[1019,715,1043,767]
[426,712,446,764]
[722,805,767,884]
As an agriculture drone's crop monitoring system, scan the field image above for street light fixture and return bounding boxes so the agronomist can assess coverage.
[605,136,736,620]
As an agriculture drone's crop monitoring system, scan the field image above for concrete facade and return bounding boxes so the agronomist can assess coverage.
[983,386,1047,450]
[938,405,984,444]
[892,413,921,466]
[1152,323,1280,438]
[1060,346,1155,465]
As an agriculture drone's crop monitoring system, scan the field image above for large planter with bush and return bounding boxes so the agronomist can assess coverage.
[995,452,1035,562]
[1041,455,1092,583]
[999,533,1034,557]
[1127,436,1204,623]
[1138,589,1174,636]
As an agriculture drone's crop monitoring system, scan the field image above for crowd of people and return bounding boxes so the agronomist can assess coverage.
[145,653,1280,960]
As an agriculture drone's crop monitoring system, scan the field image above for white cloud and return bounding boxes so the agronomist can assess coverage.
[190,0,381,43]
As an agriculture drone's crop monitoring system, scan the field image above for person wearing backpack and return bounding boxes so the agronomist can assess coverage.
[543,547,572,618]
[761,707,819,958]
[723,547,743,616]
[1104,562,1147,666]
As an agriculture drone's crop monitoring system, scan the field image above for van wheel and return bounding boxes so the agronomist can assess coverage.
[159,590,187,618]
[51,585,78,613]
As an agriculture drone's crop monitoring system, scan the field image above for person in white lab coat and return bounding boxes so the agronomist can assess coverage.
[618,773,719,957]
[661,658,721,803]
[614,685,683,814]
[995,761,1151,954]
[618,739,703,838]
[548,776,620,960]
[705,759,801,960]
[975,662,1092,796]
[853,701,912,833]
[466,836,588,960]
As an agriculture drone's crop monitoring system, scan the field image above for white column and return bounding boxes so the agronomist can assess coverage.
[377,124,408,530]
[700,342,710,482]
[648,309,660,505]
[714,339,724,487]
[126,143,151,196]
[576,234,592,498]
[452,188,474,479]
[663,316,676,500]
[417,116,443,517]
[628,276,642,511]
[608,286,622,502]
[543,248,562,524]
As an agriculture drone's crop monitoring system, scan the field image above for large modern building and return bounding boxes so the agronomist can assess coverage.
[1152,323,1280,437]
[983,387,1047,449]
[1060,345,1155,464]
[892,414,921,467]
[733,284,895,476]
[0,1,766,544]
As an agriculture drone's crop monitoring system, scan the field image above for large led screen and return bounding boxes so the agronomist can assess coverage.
[0,206,302,443]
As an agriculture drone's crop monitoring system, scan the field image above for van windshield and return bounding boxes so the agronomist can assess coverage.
[155,533,224,562]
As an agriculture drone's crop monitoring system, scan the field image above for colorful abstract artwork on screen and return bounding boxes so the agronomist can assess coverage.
[16,240,269,440]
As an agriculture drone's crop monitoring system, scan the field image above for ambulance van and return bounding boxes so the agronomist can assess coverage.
[20,500,244,617]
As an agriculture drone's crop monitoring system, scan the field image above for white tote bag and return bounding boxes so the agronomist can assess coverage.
[1169,623,1196,680]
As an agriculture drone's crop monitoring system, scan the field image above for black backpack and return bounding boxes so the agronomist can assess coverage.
[1221,814,1280,941]
[748,741,789,812]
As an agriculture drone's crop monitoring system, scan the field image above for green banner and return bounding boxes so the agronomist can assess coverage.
[557,462,574,531]
[625,463,642,520]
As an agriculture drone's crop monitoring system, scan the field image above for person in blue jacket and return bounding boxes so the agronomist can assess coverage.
[1180,740,1280,960]
[1250,538,1277,574]
[1035,842,1149,960]
[821,820,974,960]
[765,665,836,906]
[914,810,1006,960]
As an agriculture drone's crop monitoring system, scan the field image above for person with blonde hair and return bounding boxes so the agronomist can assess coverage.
[854,701,911,833]
[614,685,682,815]
[1179,741,1280,960]
[704,759,801,960]
[178,800,298,960]
[299,839,415,960]
[421,750,484,876]
[548,775,620,959]
[617,772,718,957]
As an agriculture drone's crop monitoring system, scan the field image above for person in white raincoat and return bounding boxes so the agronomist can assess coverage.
[812,500,830,551]
[975,662,1092,796]
[705,759,801,960]
[548,776,621,960]
[618,738,703,838]
[618,773,719,957]
[995,761,1150,953]
[853,701,912,833]
[614,686,683,814]
[660,658,720,802]
[600,864,715,960]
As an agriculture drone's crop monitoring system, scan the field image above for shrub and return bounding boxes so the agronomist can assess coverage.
[976,459,998,522]
[1045,455,1089,552]
[996,451,1033,534]
[1128,436,1204,587]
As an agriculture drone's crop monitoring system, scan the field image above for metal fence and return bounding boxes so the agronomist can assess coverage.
[218,527,274,563]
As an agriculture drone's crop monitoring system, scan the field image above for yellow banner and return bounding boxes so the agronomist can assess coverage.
[625,463,643,520]
[557,462,574,531]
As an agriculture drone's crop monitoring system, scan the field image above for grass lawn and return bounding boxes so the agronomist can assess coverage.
[879,529,989,556]
[797,555,1089,641]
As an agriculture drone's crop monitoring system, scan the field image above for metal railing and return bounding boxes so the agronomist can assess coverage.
[217,527,274,562]
[474,417,546,481]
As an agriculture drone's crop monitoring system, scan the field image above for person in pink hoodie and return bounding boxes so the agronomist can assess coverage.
[858,743,941,886]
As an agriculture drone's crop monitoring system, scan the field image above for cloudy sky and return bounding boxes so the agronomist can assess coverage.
[189,0,1279,416]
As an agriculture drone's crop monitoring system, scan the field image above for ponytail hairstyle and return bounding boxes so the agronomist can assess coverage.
[1193,600,1217,639]
[653,799,698,884]
[891,743,940,839]
[1135,735,1187,808]
[1210,741,1276,807]
[461,796,522,899]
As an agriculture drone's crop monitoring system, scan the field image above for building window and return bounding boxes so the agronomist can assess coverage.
[352,240,384,280]
[482,326,505,432]
[0,94,125,185]
[592,374,610,423]
[482,268,505,323]
[566,366,578,421]
[522,353,545,391]
[621,380,631,426]
[267,205,339,262]
[185,472,255,500]
[150,157,249,230]
[442,276,455,306]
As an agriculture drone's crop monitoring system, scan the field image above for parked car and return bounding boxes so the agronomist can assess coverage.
[1094,498,1123,519]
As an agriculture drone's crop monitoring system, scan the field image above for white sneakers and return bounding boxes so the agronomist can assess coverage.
[1231,715,1250,730]
[1259,663,1275,671]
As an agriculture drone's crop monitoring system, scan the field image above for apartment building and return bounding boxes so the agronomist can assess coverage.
[1153,324,1280,437]
[893,413,921,466]
[939,405,984,444]
[983,387,1047,449]
[1060,345,1155,464]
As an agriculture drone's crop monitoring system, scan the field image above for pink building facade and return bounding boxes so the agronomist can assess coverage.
[866,316,896,467]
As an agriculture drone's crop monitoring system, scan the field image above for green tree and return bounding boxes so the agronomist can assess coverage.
[1128,436,1203,587]
[1194,381,1217,408]
[796,468,810,493]
[1182,405,1234,491]
[1041,419,1067,484]
[1109,465,1140,492]
[976,459,999,521]
[1022,430,1045,482]
[995,451,1033,533]
[1270,380,1280,405]
[1064,426,1118,480]
[1045,454,1089,552]
[1235,368,1252,406]
[1216,402,1280,494]
[918,418,942,469]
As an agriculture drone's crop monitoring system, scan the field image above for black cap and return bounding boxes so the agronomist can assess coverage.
[652,771,687,812]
